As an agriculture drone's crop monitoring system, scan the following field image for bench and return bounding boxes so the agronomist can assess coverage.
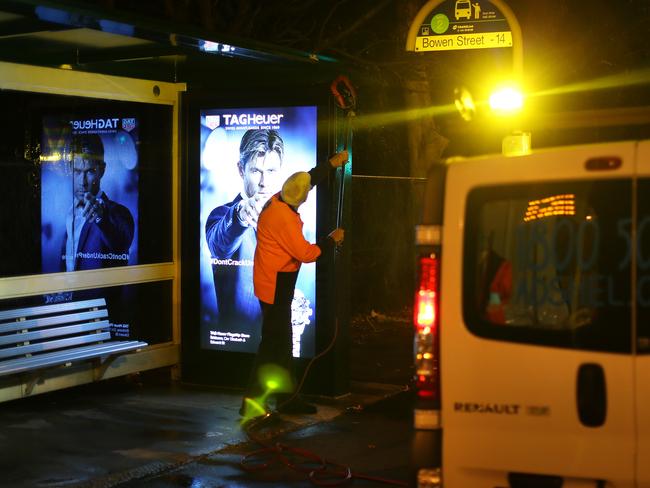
[0,298,147,382]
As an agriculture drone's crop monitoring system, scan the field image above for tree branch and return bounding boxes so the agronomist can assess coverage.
[316,0,393,53]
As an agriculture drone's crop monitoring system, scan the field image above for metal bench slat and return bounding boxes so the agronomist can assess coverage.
[0,299,107,321]
[0,310,108,335]
[1,341,146,370]
[0,341,147,377]
[0,320,110,347]
[0,332,111,360]
[39,341,147,364]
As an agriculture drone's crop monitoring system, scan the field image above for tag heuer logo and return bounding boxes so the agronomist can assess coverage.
[205,115,221,130]
[121,118,136,132]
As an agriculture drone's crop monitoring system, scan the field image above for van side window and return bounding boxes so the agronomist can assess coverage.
[464,180,632,353]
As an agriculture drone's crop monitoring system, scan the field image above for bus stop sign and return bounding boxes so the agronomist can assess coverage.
[410,0,513,52]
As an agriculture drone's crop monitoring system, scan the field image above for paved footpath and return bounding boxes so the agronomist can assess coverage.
[0,375,411,488]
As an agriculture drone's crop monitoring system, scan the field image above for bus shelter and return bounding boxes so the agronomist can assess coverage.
[0,0,351,402]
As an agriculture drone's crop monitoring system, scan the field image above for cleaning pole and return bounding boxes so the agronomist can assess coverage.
[329,75,356,228]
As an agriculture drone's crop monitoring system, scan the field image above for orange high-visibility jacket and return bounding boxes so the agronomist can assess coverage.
[253,194,322,304]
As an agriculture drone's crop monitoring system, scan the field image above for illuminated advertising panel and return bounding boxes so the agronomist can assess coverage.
[40,115,139,273]
[199,106,317,357]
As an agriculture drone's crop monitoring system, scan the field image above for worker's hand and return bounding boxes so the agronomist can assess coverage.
[236,193,267,228]
[329,228,344,245]
[328,150,348,168]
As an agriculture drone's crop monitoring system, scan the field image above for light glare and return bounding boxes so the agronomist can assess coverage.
[489,87,524,113]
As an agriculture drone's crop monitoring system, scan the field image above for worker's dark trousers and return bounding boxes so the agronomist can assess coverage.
[244,271,299,403]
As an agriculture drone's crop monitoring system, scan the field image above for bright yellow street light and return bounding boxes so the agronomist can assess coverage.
[489,85,524,114]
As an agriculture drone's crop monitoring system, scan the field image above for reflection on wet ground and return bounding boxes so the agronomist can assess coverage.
[0,373,410,487]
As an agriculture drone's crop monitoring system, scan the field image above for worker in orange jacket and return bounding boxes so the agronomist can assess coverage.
[240,150,347,418]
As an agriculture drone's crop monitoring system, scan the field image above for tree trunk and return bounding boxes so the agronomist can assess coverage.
[403,77,449,177]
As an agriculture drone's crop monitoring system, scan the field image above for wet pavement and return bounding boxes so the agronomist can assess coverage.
[0,371,412,488]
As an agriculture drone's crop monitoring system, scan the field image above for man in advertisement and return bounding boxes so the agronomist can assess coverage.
[62,133,134,271]
[200,106,320,357]
[205,129,285,337]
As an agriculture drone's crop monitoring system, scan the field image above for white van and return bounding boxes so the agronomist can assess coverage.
[412,140,650,487]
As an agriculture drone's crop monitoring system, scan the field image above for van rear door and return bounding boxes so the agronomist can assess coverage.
[635,140,650,487]
[442,143,637,487]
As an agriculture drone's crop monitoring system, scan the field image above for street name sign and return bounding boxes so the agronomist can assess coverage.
[413,0,513,52]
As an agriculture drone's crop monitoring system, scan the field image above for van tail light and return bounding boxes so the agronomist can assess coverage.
[414,255,440,405]
[415,256,438,331]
